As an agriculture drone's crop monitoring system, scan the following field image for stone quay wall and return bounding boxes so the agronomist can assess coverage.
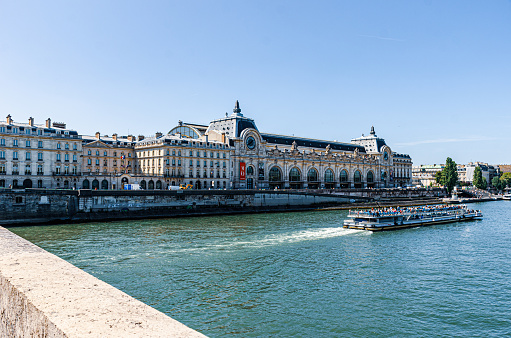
[0,188,444,226]
[0,226,206,337]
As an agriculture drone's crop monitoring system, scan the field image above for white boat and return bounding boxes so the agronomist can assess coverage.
[343,204,483,231]
[503,194,511,200]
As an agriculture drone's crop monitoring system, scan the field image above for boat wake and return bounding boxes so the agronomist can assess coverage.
[172,227,366,255]
[251,227,364,247]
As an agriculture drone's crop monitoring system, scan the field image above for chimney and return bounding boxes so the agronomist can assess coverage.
[6,115,12,124]
[155,132,163,138]
[222,133,226,143]
[28,117,34,126]
[127,135,135,142]
[112,133,118,141]
[138,135,145,141]
[46,118,51,128]
[95,132,100,139]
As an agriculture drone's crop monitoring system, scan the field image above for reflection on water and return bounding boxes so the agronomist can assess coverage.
[10,202,511,337]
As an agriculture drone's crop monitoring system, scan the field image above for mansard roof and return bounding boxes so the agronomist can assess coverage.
[260,133,366,153]
[82,135,135,147]
[393,153,411,159]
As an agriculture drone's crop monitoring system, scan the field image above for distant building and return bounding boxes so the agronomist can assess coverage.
[351,126,412,188]
[134,130,231,190]
[2,101,414,190]
[412,164,444,187]
[498,164,511,173]
[0,115,81,189]
[462,162,499,185]
[116,101,413,190]
[81,133,136,190]
[457,164,467,183]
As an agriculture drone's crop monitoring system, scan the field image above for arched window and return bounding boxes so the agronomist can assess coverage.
[92,179,99,190]
[354,170,362,183]
[140,180,147,189]
[156,180,162,189]
[82,179,90,189]
[168,126,201,139]
[340,170,348,182]
[101,179,109,190]
[367,171,374,183]
[148,180,155,189]
[325,169,334,182]
[269,167,282,182]
[307,168,318,182]
[23,179,32,188]
[247,166,254,175]
[289,168,301,182]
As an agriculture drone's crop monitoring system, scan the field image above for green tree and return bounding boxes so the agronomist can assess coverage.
[491,176,504,191]
[443,158,458,195]
[473,167,484,189]
[435,170,444,185]
[436,158,458,194]
[501,172,511,188]
[482,177,488,190]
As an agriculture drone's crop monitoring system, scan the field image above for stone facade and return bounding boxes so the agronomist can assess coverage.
[1,102,413,190]
[0,116,82,189]
[211,101,412,190]
[81,133,136,190]
[133,133,231,190]
[412,164,444,187]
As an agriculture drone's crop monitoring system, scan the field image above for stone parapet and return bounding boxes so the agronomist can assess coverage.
[0,226,206,337]
[0,188,444,226]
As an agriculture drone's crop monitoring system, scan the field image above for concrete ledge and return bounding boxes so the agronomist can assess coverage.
[0,226,206,337]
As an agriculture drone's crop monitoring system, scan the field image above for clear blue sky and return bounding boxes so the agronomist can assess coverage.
[1,0,510,165]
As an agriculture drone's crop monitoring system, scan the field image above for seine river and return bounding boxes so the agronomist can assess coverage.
[9,201,511,337]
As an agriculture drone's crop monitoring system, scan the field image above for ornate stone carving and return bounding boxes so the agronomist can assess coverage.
[325,144,331,155]
[291,140,298,152]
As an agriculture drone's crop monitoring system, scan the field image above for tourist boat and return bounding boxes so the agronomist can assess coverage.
[503,193,511,200]
[343,204,483,231]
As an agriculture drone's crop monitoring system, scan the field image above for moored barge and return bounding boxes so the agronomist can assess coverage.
[343,204,483,231]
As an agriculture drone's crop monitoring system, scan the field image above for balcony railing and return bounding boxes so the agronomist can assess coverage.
[52,172,82,176]
[163,174,185,178]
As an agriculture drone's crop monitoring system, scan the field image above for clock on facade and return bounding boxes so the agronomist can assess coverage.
[246,136,256,150]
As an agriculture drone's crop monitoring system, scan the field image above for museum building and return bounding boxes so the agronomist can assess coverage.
[119,101,412,190]
[1,102,412,190]
[218,101,412,189]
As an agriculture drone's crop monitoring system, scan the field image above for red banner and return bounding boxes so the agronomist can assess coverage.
[240,162,246,181]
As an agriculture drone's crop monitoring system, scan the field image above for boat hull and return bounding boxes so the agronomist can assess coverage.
[343,214,482,231]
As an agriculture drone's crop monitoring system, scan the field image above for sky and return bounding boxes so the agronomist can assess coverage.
[1,0,510,165]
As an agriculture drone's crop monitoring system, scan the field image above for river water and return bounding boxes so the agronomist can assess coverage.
[9,201,511,337]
